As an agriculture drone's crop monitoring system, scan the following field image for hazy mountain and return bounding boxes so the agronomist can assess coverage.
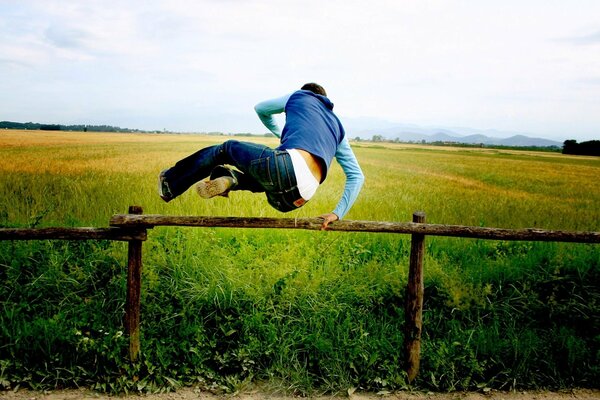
[343,118,563,147]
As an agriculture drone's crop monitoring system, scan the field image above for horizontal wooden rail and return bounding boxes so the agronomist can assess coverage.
[109,214,600,244]
[0,227,147,241]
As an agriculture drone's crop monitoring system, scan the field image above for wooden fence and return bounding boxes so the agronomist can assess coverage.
[2,205,599,383]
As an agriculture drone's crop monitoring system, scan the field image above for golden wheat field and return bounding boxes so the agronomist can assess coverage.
[0,129,598,232]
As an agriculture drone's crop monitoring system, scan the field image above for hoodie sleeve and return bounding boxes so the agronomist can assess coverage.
[254,93,292,138]
[332,137,365,219]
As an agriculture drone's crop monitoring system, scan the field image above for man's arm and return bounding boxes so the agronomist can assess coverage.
[254,94,292,137]
[320,137,364,228]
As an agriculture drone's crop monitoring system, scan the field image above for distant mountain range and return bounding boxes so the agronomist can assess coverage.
[343,119,563,147]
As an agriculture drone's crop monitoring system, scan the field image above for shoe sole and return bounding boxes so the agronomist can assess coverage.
[196,177,233,199]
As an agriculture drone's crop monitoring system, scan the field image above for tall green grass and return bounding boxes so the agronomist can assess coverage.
[1,132,599,393]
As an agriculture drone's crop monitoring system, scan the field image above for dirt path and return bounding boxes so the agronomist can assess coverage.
[1,388,599,400]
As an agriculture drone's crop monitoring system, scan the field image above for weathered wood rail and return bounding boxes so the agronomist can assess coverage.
[0,227,146,241]
[2,206,599,384]
[109,213,600,243]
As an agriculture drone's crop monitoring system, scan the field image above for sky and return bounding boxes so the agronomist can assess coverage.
[1,0,599,142]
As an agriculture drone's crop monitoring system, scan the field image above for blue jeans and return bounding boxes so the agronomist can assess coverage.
[163,140,305,212]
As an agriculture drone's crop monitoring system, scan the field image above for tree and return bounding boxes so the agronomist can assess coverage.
[562,139,600,156]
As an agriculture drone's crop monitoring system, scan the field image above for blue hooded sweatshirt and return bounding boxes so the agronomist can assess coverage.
[277,90,345,180]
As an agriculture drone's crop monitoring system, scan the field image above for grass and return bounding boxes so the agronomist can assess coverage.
[0,130,599,394]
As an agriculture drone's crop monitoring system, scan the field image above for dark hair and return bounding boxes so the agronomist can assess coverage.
[301,83,327,96]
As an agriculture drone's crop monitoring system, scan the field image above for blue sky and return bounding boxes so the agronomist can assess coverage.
[1,0,599,141]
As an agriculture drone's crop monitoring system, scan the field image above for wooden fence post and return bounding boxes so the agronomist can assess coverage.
[405,211,426,383]
[125,205,144,362]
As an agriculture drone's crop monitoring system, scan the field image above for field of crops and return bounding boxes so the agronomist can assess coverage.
[1,130,599,394]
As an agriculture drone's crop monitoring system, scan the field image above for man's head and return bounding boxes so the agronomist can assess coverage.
[301,83,327,97]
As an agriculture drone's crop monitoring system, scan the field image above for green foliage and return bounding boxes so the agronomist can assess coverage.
[0,240,131,390]
[2,235,598,394]
[421,240,600,391]
[563,139,600,156]
[0,120,143,133]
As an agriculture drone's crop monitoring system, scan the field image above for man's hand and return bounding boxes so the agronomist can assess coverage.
[318,213,339,230]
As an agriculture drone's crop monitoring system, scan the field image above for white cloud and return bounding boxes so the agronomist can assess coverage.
[0,0,599,140]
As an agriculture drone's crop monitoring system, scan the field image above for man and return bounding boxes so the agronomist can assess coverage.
[158,83,364,229]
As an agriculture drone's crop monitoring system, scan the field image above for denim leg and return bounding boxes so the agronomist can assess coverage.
[163,140,272,197]
[163,140,306,212]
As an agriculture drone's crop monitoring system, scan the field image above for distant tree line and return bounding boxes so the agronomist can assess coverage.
[0,121,142,133]
[562,140,600,156]
[352,134,561,152]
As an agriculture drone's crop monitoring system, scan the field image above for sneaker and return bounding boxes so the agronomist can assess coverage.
[158,169,174,202]
[196,176,236,199]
